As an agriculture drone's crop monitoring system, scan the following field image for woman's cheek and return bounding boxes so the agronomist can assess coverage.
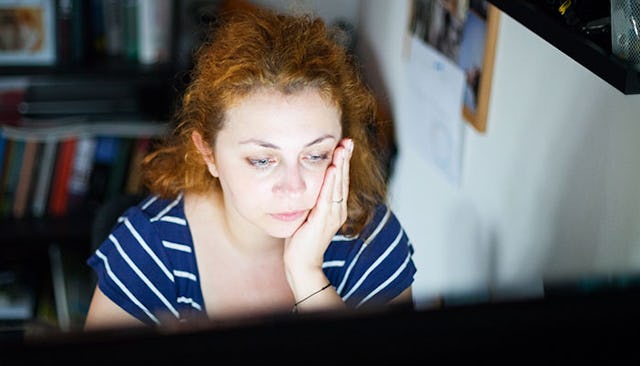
[307,170,326,201]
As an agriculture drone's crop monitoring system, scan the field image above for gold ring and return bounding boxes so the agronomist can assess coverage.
[333,198,344,204]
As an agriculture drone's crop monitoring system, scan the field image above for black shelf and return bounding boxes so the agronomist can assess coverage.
[0,215,93,252]
[488,0,640,94]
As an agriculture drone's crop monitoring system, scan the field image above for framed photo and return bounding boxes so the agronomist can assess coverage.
[0,0,56,66]
[409,0,500,133]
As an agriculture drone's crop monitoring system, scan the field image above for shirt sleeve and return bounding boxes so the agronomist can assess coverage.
[86,206,182,326]
[328,205,417,309]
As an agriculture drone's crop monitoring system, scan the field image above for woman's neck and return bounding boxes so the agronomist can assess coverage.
[186,190,284,258]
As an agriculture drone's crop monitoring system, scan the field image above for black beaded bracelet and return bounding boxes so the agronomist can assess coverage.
[291,283,332,313]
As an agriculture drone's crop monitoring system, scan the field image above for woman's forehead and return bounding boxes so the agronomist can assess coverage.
[220,88,342,137]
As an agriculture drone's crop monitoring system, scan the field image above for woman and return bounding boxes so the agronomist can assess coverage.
[84,7,416,330]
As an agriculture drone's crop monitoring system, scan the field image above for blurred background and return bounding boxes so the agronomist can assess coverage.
[1,0,640,334]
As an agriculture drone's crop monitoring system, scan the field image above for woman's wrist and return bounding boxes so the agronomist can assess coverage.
[285,267,344,313]
[285,265,327,298]
[292,283,332,313]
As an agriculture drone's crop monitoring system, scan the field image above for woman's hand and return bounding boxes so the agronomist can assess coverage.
[283,138,353,307]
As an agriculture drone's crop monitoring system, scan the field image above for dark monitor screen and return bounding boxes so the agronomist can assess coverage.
[3,287,639,363]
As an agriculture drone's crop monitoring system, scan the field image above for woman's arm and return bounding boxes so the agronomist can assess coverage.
[84,286,145,331]
[389,286,414,309]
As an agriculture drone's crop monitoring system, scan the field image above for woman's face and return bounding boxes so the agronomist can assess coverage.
[210,88,342,238]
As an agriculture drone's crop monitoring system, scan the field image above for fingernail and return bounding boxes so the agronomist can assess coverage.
[347,139,354,154]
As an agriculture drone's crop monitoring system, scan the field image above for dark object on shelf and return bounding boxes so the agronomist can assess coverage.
[537,0,610,27]
[489,0,640,94]
[18,74,175,122]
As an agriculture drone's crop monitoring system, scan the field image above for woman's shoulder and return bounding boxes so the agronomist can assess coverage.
[90,192,192,266]
[101,193,189,246]
[359,203,405,239]
[133,193,186,220]
[332,203,408,248]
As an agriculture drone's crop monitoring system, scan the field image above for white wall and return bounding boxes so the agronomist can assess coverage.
[356,1,640,309]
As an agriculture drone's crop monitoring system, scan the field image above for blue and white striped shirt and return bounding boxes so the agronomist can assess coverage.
[87,193,416,326]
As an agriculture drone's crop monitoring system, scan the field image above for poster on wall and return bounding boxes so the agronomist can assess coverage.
[404,33,466,186]
[0,0,56,66]
[408,0,499,133]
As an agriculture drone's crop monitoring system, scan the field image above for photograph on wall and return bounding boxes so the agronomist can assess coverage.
[409,0,499,133]
[0,0,56,65]
[457,0,488,117]
[409,0,466,62]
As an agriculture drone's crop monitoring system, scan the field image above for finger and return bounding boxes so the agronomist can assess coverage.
[332,147,346,204]
[319,165,337,209]
[342,139,353,203]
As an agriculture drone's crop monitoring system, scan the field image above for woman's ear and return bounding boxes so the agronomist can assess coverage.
[192,131,219,177]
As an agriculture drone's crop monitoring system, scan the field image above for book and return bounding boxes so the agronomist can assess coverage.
[48,137,78,217]
[0,119,169,216]
[24,141,44,218]
[122,0,139,61]
[102,0,123,57]
[31,139,58,218]
[67,136,97,214]
[12,139,38,219]
[137,0,173,64]
[1,139,25,218]
[56,0,73,64]
[87,0,107,58]
[87,136,119,207]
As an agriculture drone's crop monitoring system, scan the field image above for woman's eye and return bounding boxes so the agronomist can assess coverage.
[304,152,329,163]
[247,157,275,169]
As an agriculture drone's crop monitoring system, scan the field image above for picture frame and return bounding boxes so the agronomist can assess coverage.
[408,0,500,133]
[458,1,499,133]
[0,0,56,66]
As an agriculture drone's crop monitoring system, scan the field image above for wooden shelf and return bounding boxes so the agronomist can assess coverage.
[488,0,640,94]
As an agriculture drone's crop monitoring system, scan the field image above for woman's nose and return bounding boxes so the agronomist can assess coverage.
[273,163,306,197]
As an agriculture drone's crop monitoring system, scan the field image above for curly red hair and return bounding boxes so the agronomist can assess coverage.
[142,7,388,235]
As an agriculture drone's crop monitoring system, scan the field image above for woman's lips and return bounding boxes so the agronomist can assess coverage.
[270,210,306,222]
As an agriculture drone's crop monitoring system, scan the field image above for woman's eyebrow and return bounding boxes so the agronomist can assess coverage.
[239,134,337,149]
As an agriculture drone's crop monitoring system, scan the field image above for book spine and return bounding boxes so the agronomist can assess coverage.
[68,0,85,63]
[103,0,123,57]
[25,142,44,218]
[32,139,58,218]
[12,140,38,219]
[67,136,97,213]
[56,0,73,64]
[48,138,78,217]
[1,140,25,218]
[87,136,119,206]
[123,0,139,62]
[137,0,173,64]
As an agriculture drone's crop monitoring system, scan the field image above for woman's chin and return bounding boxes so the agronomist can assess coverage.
[265,218,306,238]
[267,225,301,239]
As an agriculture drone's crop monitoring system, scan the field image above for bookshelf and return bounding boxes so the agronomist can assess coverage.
[0,0,188,331]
